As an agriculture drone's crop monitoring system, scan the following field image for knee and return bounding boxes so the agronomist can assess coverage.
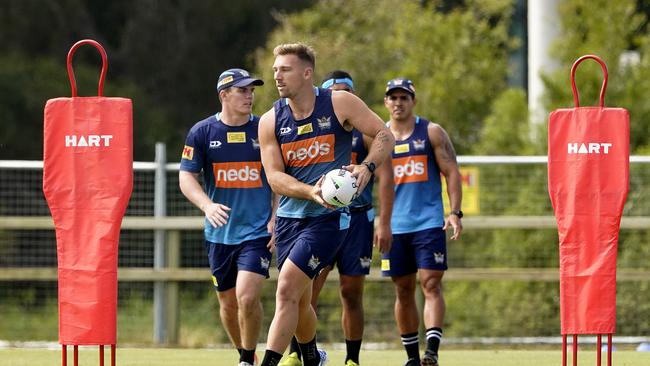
[340,285,363,310]
[237,293,260,314]
[275,284,300,309]
[218,295,238,313]
[421,277,443,298]
[394,283,416,302]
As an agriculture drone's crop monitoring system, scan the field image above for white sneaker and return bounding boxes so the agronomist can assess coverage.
[238,362,254,366]
[317,349,328,366]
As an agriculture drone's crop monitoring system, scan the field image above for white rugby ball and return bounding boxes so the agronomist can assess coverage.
[321,169,358,207]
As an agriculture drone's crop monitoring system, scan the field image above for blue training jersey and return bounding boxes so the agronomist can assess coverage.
[391,116,444,234]
[180,113,272,244]
[350,129,374,211]
[274,87,352,218]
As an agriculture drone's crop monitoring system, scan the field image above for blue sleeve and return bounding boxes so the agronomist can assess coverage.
[180,126,205,173]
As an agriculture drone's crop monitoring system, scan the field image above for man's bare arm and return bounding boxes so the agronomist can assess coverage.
[179,170,230,227]
[428,122,462,240]
[332,91,395,193]
[361,135,393,253]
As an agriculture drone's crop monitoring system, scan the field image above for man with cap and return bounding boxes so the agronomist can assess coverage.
[382,78,463,366]
[279,70,394,366]
[179,68,274,366]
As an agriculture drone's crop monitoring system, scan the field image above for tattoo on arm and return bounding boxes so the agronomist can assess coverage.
[440,136,457,163]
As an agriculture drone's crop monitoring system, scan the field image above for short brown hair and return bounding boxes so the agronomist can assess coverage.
[273,43,316,69]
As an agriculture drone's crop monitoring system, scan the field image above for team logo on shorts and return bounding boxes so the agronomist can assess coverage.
[211,275,218,287]
[317,116,332,130]
[359,257,372,269]
[434,252,445,264]
[260,257,270,270]
[307,255,321,270]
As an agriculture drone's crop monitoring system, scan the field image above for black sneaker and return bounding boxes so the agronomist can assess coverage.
[403,358,419,366]
[421,351,438,366]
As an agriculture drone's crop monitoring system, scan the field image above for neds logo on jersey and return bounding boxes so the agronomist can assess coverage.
[213,161,262,188]
[393,155,428,185]
[281,135,335,167]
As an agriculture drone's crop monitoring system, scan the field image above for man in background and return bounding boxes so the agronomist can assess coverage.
[179,68,275,366]
[381,77,463,366]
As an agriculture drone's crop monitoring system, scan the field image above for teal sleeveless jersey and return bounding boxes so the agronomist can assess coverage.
[274,88,352,218]
[391,116,444,233]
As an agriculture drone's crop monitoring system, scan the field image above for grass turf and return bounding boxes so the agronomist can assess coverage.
[1,348,649,366]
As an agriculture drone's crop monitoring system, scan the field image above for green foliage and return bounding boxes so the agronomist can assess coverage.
[543,0,650,152]
[252,0,517,153]
[0,0,316,160]
[473,88,532,155]
[0,52,169,160]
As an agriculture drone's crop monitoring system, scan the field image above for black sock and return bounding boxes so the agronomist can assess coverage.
[345,339,362,363]
[240,348,255,364]
[260,349,283,366]
[298,337,320,366]
[289,336,302,359]
[237,348,243,356]
[426,327,443,354]
[401,332,420,361]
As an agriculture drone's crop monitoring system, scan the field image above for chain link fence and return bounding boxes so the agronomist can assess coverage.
[1,157,649,346]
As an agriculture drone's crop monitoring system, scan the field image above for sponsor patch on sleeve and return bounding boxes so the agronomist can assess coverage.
[182,145,194,160]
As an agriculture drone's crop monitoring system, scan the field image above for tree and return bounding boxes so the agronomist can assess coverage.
[0,0,316,160]
[542,0,650,153]
[251,0,517,153]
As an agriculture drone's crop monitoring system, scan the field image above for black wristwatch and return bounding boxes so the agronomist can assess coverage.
[362,161,376,174]
[450,210,463,219]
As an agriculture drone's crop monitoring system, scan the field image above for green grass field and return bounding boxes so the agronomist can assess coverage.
[1,348,649,366]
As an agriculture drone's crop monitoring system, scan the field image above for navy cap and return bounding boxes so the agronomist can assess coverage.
[217,68,264,92]
[385,77,416,96]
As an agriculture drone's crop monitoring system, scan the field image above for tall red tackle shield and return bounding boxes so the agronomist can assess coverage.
[548,55,629,335]
[43,40,133,345]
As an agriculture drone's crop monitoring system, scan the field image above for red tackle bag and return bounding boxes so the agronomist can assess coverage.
[43,40,133,345]
[548,55,629,335]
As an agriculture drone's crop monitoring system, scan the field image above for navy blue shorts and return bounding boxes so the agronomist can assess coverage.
[206,236,272,292]
[332,208,374,276]
[275,211,350,279]
[381,227,447,277]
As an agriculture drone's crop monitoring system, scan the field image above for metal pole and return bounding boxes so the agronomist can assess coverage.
[153,142,167,344]
[597,334,602,366]
[527,0,560,125]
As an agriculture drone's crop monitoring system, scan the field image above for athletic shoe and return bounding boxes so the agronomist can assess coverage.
[420,351,439,366]
[403,358,419,366]
[238,362,254,366]
[345,360,359,366]
[317,349,328,366]
[278,352,303,366]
